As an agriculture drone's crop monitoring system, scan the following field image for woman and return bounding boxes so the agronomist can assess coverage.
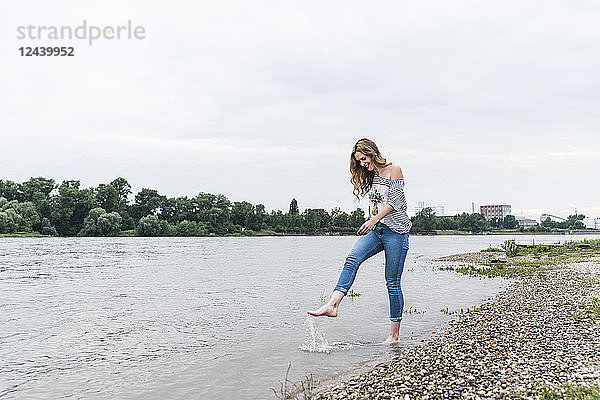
[308,138,411,344]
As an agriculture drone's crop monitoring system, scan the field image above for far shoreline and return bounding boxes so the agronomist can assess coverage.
[1,230,600,238]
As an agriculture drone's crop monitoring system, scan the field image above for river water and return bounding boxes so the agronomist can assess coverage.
[1,234,599,399]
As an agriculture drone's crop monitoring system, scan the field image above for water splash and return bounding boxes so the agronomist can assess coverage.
[300,315,331,353]
[300,315,369,353]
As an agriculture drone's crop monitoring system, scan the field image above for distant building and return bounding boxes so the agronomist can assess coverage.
[583,218,600,230]
[515,215,537,228]
[540,214,566,223]
[414,201,445,216]
[480,204,511,220]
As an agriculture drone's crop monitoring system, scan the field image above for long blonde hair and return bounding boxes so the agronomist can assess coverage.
[350,138,391,201]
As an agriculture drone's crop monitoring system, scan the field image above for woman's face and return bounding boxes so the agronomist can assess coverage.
[354,151,374,171]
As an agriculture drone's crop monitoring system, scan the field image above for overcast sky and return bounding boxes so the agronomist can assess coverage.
[2,1,599,220]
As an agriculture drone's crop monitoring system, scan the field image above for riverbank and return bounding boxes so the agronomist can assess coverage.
[0,232,50,238]
[2,230,598,238]
[314,244,600,399]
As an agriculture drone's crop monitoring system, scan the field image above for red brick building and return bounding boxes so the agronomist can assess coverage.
[480,204,512,220]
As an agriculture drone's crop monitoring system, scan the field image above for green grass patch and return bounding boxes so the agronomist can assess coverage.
[536,383,600,399]
[440,263,553,278]
[0,232,50,238]
[404,305,425,315]
[572,297,600,322]
[440,304,486,315]
[443,239,600,279]
[481,247,503,252]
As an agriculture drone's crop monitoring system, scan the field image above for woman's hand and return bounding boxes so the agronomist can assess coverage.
[357,218,378,235]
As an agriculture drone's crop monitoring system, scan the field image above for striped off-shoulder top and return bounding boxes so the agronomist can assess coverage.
[368,173,412,234]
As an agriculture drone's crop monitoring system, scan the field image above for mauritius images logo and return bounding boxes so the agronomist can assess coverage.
[16,20,146,46]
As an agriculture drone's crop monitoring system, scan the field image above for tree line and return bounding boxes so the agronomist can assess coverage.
[411,207,588,233]
[2,177,590,237]
[0,177,366,236]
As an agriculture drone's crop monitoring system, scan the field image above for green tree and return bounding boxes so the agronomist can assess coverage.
[487,217,503,229]
[131,188,166,221]
[40,217,58,236]
[456,212,487,233]
[79,207,122,236]
[1,199,38,232]
[232,201,254,227]
[331,207,350,230]
[109,177,133,229]
[573,220,585,229]
[566,214,586,230]
[193,193,233,234]
[502,215,519,229]
[411,207,437,232]
[0,209,24,233]
[285,213,304,231]
[349,208,366,230]
[289,198,299,215]
[302,209,318,231]
[175,220,209,236]
[137,215,161,236]
[0,180,20,201]
[302,208,331,231]
[50,180,98,236]
[456,212,470,231]
[95,184,120,213]
[20,177,55,220]
[159,220,176,236]
[15,202,41,232]
[97,211,122,236]
[248,204,268,231]
[436,216,458,230]
[541,217,556,228]
[20,177,55,199]
[110,177,132,204]
[160,196,196,223]
[268,210,286,232]
[469,213,487,233]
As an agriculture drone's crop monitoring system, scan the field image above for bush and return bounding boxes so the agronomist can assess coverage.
[40,218,58,236]
[159,220,176,236]
[137,215,160,236]
[78,207,122,236]
[0,209,25,233]
[501,240,519,257]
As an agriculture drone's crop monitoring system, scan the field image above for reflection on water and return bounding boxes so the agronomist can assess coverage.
[1,234,598,399]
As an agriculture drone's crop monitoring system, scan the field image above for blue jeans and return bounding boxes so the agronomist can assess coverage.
[335,223,409,321]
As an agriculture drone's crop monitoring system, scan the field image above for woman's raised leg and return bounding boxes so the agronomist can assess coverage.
[308,229,383,317]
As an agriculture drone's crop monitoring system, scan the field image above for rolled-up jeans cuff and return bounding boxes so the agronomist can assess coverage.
[390,317,402,322]
[334,286,348,294]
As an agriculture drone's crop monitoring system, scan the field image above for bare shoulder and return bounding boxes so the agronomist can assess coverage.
[389,165,404,179]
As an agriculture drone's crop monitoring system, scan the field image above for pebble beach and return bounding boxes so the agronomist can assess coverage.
[314,252,600,399]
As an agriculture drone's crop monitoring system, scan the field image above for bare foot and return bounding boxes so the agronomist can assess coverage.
[307,304,338,317]
[381,336,400,345]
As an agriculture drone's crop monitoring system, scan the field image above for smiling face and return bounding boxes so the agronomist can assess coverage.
[354,151,374,171]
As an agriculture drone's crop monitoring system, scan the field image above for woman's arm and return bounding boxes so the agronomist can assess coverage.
[357,204,393,235]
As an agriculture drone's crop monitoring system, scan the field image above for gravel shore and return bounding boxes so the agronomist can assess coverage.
[314,257,600,399]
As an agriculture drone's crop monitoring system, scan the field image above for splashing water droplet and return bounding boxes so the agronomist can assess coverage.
[300,315,331,353]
